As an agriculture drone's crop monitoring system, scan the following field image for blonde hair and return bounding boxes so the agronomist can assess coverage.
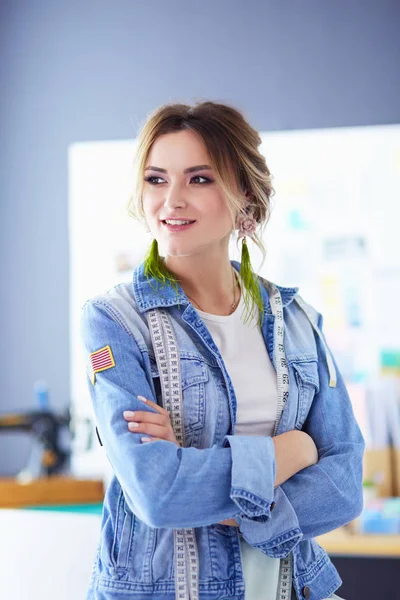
[127,100,275,326]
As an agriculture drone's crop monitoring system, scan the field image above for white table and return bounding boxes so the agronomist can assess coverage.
[0,508,101,600]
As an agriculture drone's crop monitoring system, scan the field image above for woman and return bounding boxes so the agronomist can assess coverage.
[81,100,364,600]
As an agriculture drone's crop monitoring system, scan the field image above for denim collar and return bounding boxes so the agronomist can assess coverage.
[133,259,299,314]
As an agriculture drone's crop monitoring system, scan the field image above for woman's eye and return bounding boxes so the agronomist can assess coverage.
[191,175,212,184]
[144,175,212,185]
[144,176,164,184]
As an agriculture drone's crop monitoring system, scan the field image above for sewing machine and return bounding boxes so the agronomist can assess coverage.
[0,408,104,507]
[0,408,71,480]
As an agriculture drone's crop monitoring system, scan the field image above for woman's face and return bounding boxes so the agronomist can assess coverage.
[142,129,236,258]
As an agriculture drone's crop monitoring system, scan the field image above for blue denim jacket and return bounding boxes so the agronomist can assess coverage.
[81,259,365,600]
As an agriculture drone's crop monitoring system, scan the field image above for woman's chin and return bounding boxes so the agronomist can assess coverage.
[160,238,195,255]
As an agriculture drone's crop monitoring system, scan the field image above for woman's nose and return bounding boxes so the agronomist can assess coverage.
[163,185,187,208]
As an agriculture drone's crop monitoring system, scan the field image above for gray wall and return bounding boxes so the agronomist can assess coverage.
[1,0,399,475]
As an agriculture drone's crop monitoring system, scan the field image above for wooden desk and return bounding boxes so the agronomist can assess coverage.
[316,527,400,557]
[0,475,104,508]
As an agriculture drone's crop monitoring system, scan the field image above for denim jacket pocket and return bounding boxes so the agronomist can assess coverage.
[111,490,136,570]
[150,354,209,445]
[292,360,320,431]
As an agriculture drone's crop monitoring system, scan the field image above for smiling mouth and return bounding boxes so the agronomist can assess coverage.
[161,220,196,224]
[161,220,197,231]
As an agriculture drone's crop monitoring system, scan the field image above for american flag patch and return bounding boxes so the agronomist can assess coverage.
[87,345,116,385]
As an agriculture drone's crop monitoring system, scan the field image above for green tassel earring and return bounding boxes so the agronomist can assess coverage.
[239,236,264,328]
[143,239,180,299]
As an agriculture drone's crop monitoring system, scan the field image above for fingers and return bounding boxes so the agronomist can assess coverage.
[123,396,177,445]
[218,519,240,526]
[123,410,168,426]
[124,394,167,419]
[126,420,169,438]
[137,395,168,414]
[123,396,170,428]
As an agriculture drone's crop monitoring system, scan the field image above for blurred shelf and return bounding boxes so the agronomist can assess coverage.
[316,527,400,557]
[0,475,104,508]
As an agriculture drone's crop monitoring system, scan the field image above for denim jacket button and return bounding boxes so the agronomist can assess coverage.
[302,586,311,599]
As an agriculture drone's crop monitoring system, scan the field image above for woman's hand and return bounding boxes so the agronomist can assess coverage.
[123,396,180,447]
[218,518,240,526]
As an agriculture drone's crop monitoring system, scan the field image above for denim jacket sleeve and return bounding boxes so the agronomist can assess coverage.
[81,298,277,529]
[238,311,366,558]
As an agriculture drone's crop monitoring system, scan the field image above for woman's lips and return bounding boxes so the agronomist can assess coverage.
[161,221,197,232]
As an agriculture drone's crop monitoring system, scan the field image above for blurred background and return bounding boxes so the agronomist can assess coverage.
[1,1,399,599]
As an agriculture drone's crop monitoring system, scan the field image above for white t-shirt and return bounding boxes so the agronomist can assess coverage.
[196,273,281,600]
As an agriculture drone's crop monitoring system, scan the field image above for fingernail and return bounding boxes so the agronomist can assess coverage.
[128,422,139,429]
[141,437,152,442]
[137,395,147,403]
[123,411,135,418]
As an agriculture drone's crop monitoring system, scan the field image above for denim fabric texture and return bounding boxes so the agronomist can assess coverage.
[81,259,364,600]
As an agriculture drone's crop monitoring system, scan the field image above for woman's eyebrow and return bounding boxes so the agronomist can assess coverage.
[144,164,212,174]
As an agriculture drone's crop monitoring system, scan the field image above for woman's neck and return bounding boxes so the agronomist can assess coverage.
[162,255,241,316]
